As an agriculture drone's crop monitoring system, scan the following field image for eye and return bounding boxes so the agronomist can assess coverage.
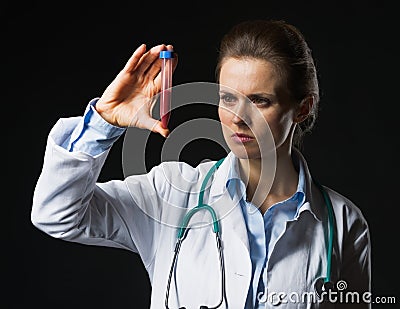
[219,93,238,105]
[249,96,272,106]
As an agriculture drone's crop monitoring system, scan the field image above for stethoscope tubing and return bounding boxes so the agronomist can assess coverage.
[166,157,337,307]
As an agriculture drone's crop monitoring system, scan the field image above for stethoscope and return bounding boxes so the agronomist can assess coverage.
[165,157,336,308]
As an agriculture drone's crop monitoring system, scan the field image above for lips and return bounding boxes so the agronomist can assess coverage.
[231,133,254,143]
[235,133,253,137]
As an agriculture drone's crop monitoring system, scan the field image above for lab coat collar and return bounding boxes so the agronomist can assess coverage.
[292,148,324,222]
[208,149,324,222]
[209,151,236,198]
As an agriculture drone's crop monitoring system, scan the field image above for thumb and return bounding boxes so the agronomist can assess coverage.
[142,117,170,138]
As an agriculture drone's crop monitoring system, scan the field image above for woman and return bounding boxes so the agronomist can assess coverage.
[32,20,371,308]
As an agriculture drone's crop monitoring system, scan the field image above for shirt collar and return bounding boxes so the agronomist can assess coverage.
[225,155,246,201]
[225,151,306,210]
[293,151,306,207]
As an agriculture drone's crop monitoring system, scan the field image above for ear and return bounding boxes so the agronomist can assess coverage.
[294,96,314,123]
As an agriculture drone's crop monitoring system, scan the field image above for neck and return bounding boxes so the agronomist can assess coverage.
[238,147,299,211]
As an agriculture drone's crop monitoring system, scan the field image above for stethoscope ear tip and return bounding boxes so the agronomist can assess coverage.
[314,277,334,299]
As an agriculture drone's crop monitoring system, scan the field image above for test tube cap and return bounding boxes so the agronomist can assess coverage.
[159,50,174,59]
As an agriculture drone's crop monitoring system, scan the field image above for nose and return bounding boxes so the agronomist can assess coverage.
[231,100,251,126]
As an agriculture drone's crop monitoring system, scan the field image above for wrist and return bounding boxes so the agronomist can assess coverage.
[93,98,117,126]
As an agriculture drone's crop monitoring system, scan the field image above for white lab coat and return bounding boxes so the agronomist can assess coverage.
[32,117,371,309]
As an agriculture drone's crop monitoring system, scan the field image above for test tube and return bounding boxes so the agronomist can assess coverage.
[159,50,174,129]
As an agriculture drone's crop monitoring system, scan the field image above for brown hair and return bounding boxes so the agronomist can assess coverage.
[216,19,320,149]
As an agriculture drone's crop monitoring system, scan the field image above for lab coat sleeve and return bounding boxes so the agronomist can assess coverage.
[336,198,372,309]
[31,117,163,267]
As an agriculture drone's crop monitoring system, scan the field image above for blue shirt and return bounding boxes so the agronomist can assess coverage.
[226,153,306,308]
[68,99,306,309]
[65,98,126,155]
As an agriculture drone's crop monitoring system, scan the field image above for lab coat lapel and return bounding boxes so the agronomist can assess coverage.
[207,153,252,308]
[212,191,250,252]
[207,152,250,253]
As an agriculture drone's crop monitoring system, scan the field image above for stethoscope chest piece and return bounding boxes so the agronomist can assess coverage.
[314,277,334,299]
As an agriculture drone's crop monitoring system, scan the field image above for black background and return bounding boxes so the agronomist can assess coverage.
[5,1,398,308]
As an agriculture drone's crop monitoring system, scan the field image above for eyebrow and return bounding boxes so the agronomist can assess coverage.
[219,90,276,99]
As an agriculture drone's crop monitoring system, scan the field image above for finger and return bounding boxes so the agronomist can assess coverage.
[144,55,163,81]
[146,44,177,80]
[154,59,178,87]
[171,51,178,73]
[166,45,179,73]
[123,44,147,72]
[135,44,167,76]
[152,45,178,88]
[141,116,170,138]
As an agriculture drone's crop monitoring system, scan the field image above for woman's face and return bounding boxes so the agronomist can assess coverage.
[218,57,297,159]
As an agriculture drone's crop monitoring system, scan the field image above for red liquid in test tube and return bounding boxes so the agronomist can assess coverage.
[159,50,174,129]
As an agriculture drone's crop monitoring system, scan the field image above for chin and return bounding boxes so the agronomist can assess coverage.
[228,143,261,160]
